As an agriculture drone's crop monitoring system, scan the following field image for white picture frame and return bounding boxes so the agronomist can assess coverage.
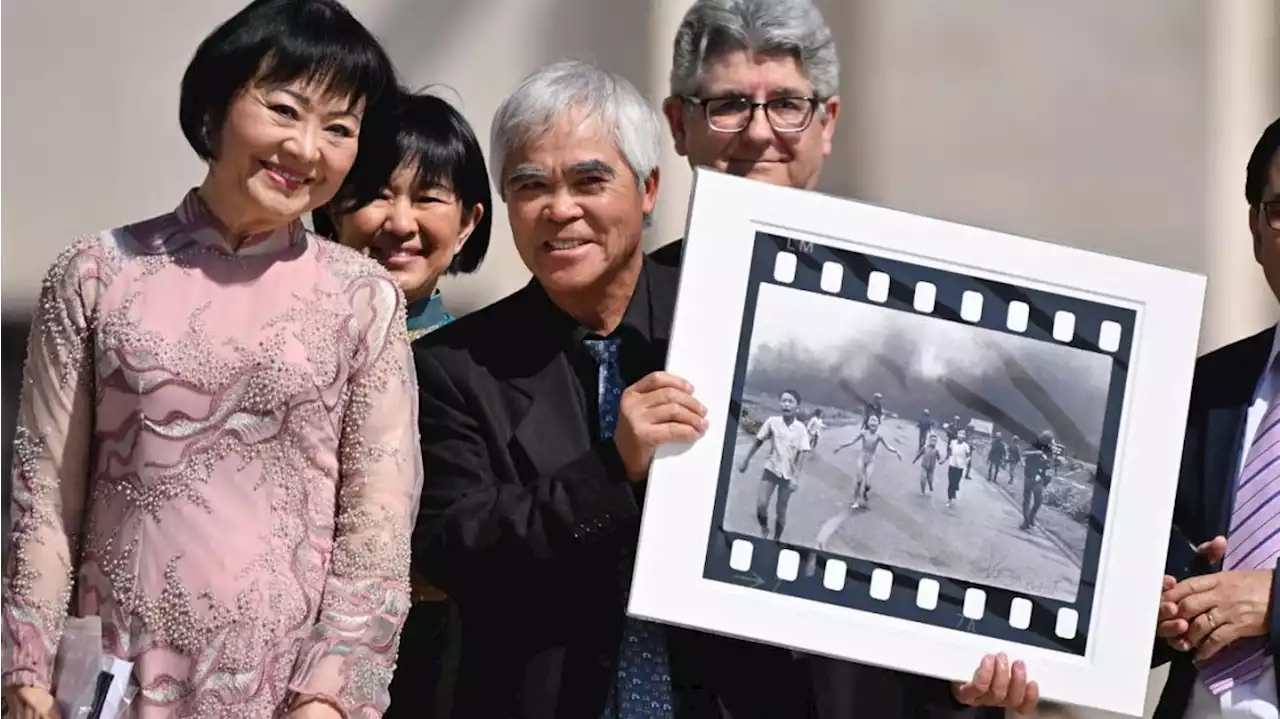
[629,168,1207,717]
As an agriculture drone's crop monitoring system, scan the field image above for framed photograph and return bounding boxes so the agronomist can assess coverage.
[630,168,1207,717]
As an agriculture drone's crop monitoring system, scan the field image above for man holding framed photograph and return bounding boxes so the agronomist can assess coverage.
[652,0,1039,715]
[411,58,819,719]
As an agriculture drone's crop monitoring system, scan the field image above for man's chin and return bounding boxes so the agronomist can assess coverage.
[741,163,791,185]
[536,264,605,296]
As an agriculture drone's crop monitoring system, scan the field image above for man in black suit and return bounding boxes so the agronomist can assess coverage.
[1153,117,1280,718]
[411,60,815,719]
[654,1,1038,715]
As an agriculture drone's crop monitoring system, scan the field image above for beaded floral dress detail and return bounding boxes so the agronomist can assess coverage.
[1,191,423,718]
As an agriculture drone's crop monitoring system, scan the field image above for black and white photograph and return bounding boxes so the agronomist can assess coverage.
[630,171,1204,713]
[724,281,1112,604]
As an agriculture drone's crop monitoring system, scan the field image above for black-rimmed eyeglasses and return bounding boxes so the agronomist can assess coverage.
[683,95,821,133]
[1263,200,1280,232]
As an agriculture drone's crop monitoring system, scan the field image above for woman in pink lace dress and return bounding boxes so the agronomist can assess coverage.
[1,1,421,717]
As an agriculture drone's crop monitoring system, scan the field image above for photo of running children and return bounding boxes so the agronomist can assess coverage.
[721,282,1111,602]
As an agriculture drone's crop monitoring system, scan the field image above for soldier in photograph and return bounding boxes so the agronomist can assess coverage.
[917,408,934,450]
[1020,430,1059,530]
[862,391,885,429]
[987,431,1008,482]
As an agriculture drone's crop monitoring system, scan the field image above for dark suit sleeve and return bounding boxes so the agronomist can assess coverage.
[808,655,995,718]
[648,239,684,269]
[926,676,972,714]
[412,350,640,595]
[1151,392,1205,669]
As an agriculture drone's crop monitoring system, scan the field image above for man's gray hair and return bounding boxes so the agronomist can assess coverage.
[670,0,840,99]
[490,60,662,198]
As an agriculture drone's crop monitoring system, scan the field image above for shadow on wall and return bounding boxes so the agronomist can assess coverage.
[375,0,652,87]
[2,318,30,539]
[810,0,866,200]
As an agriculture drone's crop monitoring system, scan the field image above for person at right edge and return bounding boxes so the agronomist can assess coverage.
[653,0,1038,716]
[1154,117,1280,718]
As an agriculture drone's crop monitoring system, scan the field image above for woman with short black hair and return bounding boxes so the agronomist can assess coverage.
[0,2,419,717]
[314,89,492,718]
[317,90,492,340]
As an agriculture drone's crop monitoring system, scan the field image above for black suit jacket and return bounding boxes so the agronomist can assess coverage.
[1154,326,1280,718]
[411,258,813,719]
[649,238,685,269]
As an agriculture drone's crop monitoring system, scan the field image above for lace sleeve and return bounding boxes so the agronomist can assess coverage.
[288,272,422,716]
[2,240,104,689]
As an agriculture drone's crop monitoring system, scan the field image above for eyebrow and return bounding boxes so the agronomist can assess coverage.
[416,179,455,194]
[568,159,616,178]
[703,86,812,99]
[504,165,548,188]
[278,88,360,120]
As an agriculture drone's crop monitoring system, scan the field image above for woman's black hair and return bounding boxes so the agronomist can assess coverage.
[179,0,398,160]
[316,89,493,275]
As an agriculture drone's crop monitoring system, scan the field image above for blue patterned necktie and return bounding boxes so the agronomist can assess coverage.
[582,338,674,719]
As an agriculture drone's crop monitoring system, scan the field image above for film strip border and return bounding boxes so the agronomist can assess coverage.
[765,232,1136,357]
[702,231,1139,656]
[710,533,1083,650]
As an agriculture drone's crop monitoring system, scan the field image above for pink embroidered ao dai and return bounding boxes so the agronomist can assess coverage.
[2,191,423,718]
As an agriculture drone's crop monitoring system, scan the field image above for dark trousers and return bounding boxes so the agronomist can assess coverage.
[1022,480,1044,526]
[947,466,964,501]
[386,599,460,718]
[987,460,1002,481]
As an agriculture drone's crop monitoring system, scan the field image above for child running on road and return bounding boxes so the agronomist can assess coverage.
[833,413,902,508]
[738,389,810,540]
[912,432,942,495]
[813,414,902,551]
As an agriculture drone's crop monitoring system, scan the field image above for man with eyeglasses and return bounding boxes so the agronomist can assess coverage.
[650,2,1043,716]
[654,0,836,277]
